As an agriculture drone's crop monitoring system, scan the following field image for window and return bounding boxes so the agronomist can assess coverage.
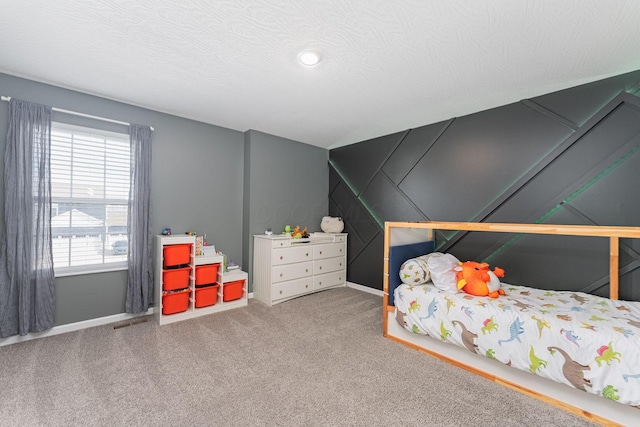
[50,123,130,275]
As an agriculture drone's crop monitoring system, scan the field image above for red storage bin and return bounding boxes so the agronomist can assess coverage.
[163,244,192,267]
[162,289,190,315]
[195,284,219,308]
[162,266,191,291]
[223,280,244,302]
[195,264,219,285]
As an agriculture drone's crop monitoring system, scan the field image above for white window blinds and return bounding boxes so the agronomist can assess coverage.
[50,123,130,274]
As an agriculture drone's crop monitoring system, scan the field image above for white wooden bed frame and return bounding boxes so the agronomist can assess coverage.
[383,221,640,427]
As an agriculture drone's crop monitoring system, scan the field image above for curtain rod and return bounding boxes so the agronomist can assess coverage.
[1,96,154,131]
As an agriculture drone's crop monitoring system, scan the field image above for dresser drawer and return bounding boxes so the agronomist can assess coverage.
[272,261,312,283]
[313,256,345,275]
[271,239,290,249]
[271,277,312,301]
[272,246,312,266]
[314,270,345,291]
[313,243,345,260]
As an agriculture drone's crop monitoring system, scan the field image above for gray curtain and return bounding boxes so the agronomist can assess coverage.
[0,99,55,337]
[125,124,153,313]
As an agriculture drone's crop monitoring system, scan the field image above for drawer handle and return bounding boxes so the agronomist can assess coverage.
[280,255,283,260]
[319,251,322,254]
[306,253,309,257]
[340,249,342,252]
[319,281,322,285]
[305,284,308,288]
[339,263,342,266]
[280,243,284,246]
[280,290,283,294]
[280,273,283,277]
[319,266,322,270]
[305,269,308,272]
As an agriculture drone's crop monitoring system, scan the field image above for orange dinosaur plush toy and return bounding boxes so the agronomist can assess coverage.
[456,261,505,298]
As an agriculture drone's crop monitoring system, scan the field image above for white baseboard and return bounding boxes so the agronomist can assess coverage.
[2,287,355,347]
[0,308,154,347]
[346,281,384,297]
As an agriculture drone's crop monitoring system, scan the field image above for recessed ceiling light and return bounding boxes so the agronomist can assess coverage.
[297,50,321,67]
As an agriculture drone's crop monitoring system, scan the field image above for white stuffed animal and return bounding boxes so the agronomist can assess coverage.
[320,216,344,233]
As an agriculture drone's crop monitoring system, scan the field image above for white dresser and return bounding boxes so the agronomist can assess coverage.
[253,233,347,306]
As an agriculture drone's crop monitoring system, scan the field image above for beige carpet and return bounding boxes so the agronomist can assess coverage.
[0,287,597,426]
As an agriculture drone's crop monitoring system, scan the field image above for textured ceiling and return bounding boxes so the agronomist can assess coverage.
[1,1,639,149]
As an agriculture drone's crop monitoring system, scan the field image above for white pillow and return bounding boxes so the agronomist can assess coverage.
[399,252,443,285]
[427,253,461,292]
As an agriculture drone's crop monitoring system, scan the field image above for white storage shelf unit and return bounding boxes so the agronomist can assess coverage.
[154,235,248,325]
[253,233,347,306]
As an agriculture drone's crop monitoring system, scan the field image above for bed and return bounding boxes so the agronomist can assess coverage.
[383,221,640,426]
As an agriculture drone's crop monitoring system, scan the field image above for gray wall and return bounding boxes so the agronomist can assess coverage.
[330,70,640,301]
[0,73,246,326]
[0,73,329,328]
[242,130,329,287]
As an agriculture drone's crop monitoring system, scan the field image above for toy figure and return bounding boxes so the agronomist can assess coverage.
[456,261,505,298]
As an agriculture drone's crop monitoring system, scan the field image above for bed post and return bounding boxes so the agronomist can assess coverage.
[383,222,391,337]
[610,236,619,300]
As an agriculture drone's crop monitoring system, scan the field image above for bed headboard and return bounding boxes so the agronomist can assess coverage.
[387,241,434,306]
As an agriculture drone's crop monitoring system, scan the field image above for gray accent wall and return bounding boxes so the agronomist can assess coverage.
[0,73,327,328]
[242,130,329,288]
[330,70,640,301]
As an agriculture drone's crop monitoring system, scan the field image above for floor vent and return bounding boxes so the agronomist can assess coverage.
[113,317,151,330]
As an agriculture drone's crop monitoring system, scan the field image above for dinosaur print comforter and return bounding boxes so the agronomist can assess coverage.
[394,282,640,406]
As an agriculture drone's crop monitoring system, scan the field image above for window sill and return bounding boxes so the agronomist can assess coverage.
[55,263,128,278]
